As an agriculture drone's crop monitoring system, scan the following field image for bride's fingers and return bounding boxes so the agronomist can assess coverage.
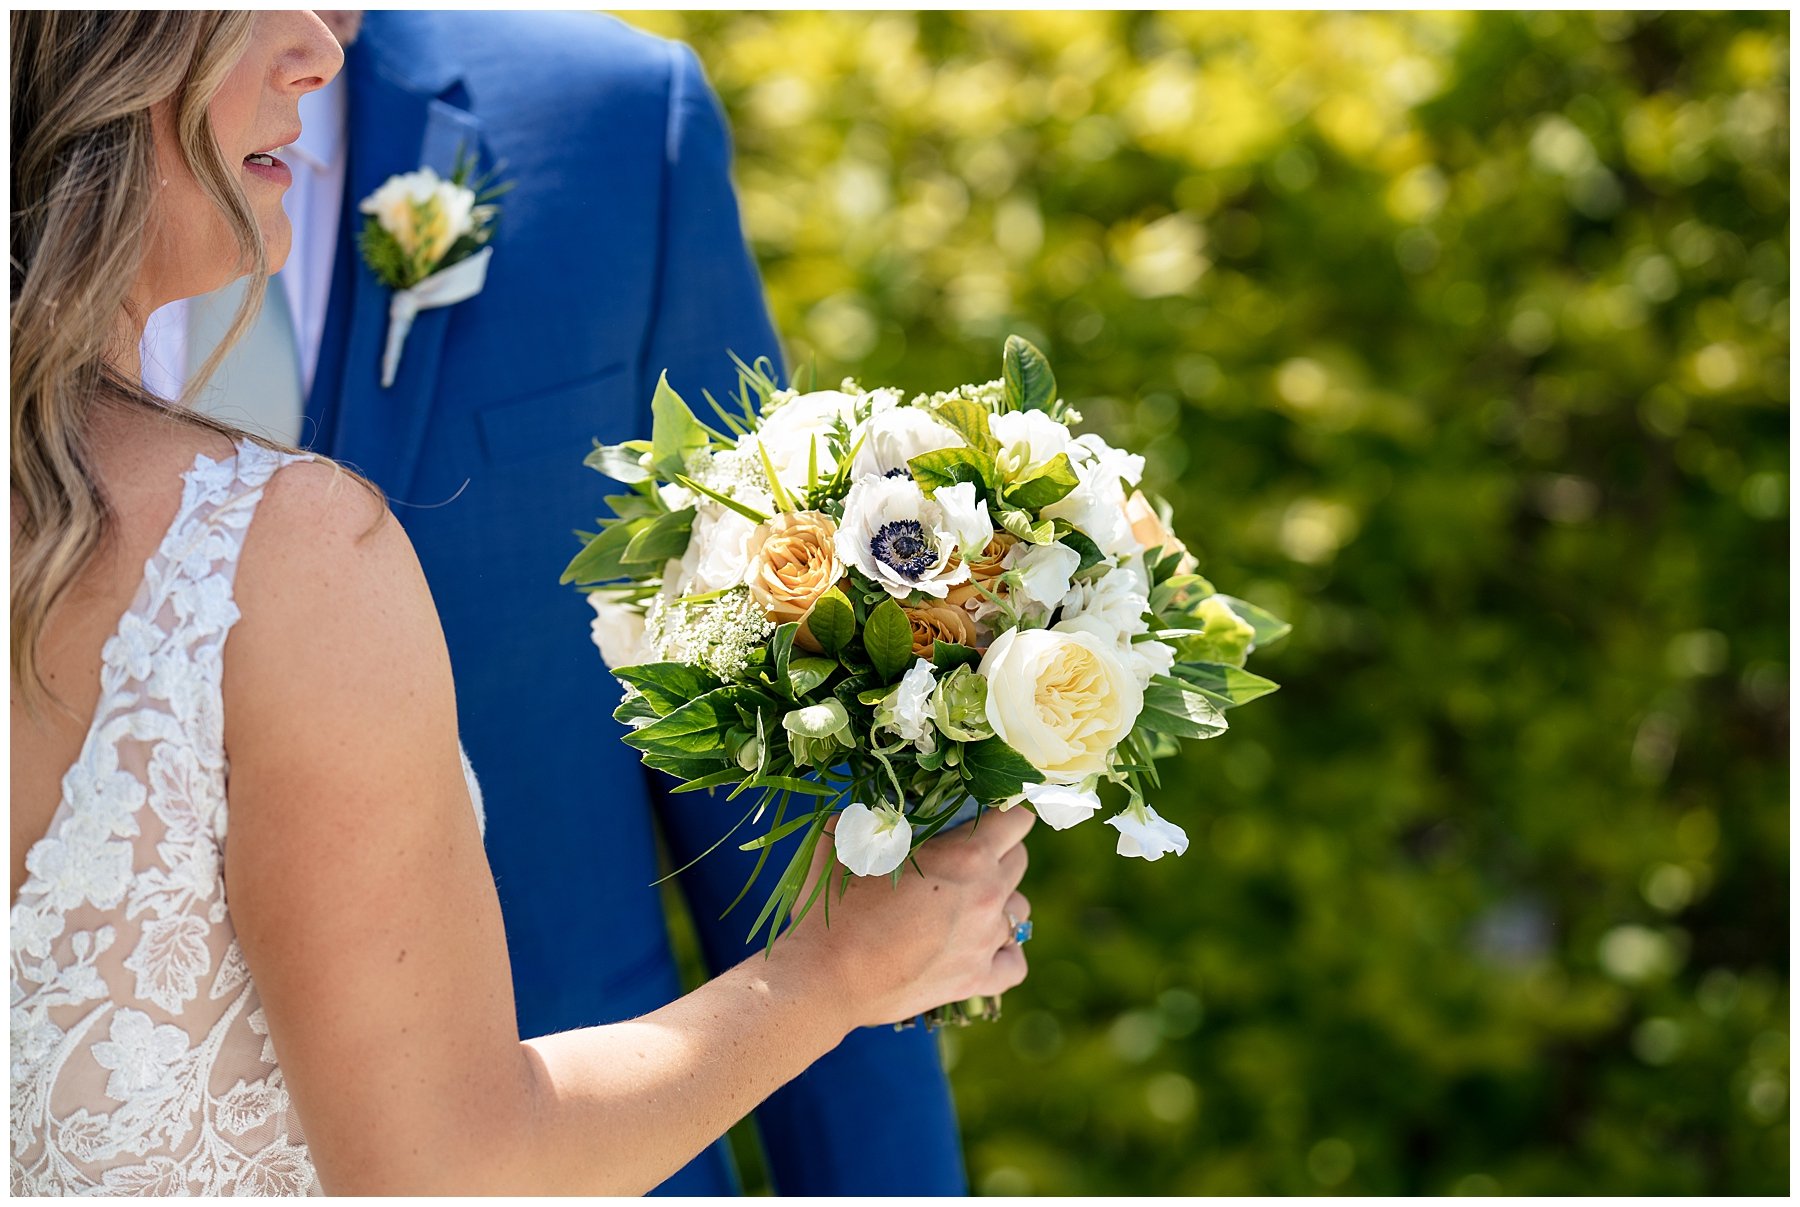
[972,804,1035,860]
[985,944,1028,994]
[1002,891,1030,929]
[998,841,1028,891]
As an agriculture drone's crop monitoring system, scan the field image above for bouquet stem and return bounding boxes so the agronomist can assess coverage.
[897,994,1004,1031]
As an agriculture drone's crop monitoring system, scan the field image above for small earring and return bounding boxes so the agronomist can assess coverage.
[160,178,169,188]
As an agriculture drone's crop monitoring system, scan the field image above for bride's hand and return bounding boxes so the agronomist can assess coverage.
[784,806,1034,1028]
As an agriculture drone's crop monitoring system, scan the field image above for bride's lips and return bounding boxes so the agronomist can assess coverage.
[243,131,299,188]
[242,152,292,187]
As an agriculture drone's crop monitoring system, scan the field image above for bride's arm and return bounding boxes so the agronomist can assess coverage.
[221,463,1030,1195]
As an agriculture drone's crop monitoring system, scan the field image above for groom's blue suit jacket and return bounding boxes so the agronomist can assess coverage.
[304,12,963,1195]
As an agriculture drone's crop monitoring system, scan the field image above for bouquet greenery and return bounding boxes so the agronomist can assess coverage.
[565,337,1286,1023]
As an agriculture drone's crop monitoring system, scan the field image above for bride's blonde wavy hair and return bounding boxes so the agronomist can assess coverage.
[11,12,367,713]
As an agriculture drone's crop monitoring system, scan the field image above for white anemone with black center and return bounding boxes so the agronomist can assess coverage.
[835,474,979,600]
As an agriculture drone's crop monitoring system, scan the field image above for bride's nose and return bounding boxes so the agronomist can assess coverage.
[277,10,346,96]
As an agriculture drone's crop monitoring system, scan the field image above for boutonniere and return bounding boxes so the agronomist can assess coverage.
[357,148,513,387]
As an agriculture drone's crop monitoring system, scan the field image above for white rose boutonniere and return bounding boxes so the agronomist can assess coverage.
[358,148,512,386]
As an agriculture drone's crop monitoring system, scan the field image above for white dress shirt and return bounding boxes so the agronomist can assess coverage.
[142,74,348,407]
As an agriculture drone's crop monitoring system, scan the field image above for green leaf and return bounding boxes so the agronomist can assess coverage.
[642,751,731,781]
[584,439,653,482]
[755,432,799,514]
[931,641,982,672]
[560,517,650,585]
[740,775,838,801]
[962,736,1044,801]
[807,586,855,656]
[613,662,723,715]
[738,811,822,851]
[1171,661,1280,709]
[864,597,915,681]
[669,768,750,794]
[1060,527,1105,573]
[650,372,710,480]
[1151,572,1216,616]
[1003,334,1057,413]
[612,692,661,728]
[770,622,799,691]
[1138,674,1230,740]
[623,686,758,756]
[928,397,999,454]
[787,656,837,697]
[1215,595,1292,649]
[999,508,1057,545]
[672,473,771,525]
[908,446,993,494]
[1004,451,1080,510]
[602,491,662,522]
[621,505,695,565]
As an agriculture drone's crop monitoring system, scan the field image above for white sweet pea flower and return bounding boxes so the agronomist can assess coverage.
[1054,558,1176,688]
[1021,781,1102,830]
[1106,801,1190,861]
[588,594,652,670]
[1044,434,1146,559]
[835,475,972,600]
[990,410,1074,467]
[851,406,963,481]
[359,167,477,264]
[932,481,994,554]
[1005,540,1082,609]
[875,658,938,751]
[835,802,913,877]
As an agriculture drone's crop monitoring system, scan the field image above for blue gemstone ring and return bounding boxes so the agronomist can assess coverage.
[1006,911,1033,946]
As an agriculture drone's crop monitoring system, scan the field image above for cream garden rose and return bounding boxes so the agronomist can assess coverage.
[978,627,1144,783]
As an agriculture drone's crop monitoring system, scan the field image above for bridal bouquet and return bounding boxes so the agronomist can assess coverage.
[565,337,1286,985]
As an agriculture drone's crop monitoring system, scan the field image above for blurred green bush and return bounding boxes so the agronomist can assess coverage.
[620,10,1789,1195]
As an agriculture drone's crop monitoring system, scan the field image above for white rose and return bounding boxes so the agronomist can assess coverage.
[835,474,971,600]
[850,406,963,481]
[675,507,756,596]
[834,802,913,877]
[979,627,1143,783]
[588,594,652,670]
[756,389,860,485]
[1020,781,1102,830]
[1106,802,1190,861]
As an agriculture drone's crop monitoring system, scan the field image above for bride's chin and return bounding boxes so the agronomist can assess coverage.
[258,217,293,276]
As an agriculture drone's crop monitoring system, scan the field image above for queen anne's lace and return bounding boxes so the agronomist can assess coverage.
[10,442,321,1195]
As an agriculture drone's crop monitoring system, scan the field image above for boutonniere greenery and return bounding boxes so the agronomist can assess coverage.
[358,148,513,387]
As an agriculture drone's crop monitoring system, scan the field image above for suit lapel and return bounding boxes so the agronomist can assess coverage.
[313,40,484,502]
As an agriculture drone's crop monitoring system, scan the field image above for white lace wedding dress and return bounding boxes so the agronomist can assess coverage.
[10,440,483,1195]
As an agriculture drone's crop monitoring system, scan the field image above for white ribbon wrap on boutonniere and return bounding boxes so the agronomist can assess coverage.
[381,245,491,387]
[358,151,513,389]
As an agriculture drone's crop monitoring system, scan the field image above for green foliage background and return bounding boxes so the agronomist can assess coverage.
[618,10,1789,1195]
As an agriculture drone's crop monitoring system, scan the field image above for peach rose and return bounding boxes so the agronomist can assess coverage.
[745,511,843,641]
[904,600,981,658]
[945,532,1018,609]
[1124,490,1196,571]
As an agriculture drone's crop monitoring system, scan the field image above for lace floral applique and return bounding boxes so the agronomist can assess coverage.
[10,443,324,1196]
